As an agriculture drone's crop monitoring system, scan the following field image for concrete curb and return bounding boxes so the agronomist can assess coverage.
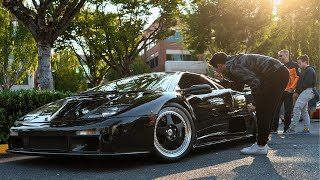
[0,144,8,154]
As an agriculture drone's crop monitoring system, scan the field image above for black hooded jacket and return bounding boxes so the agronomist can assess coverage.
[295,66,316,94]
[224,54,284,94]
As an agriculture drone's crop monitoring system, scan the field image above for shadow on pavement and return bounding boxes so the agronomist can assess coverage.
[0,139,254,178]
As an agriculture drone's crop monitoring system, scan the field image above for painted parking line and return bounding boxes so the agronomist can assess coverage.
[0,144,8,154]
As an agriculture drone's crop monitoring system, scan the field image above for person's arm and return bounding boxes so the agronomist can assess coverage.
[288,63,300,92]
[245,94,256,106]
[229,65,261,94]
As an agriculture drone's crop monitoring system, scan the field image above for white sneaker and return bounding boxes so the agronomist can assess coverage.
[240,144,268,155]
[240,143,257,151]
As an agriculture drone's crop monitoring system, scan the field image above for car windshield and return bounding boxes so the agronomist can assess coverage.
[19,99,66,120]
[91,73,174,92]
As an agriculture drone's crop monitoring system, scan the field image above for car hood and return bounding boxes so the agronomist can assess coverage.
[16,91,163,125]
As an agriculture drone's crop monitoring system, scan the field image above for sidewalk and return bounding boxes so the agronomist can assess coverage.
[0,144,8,154]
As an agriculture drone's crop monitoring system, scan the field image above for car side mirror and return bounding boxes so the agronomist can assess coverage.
[181,84,212,95]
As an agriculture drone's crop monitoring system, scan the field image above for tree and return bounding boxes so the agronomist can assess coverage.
[2,0,86,90]
[106,56,151,81]
[254,0,320,75]
[61,0,183,78]
[276,0,320,63]
[0,6,37,90]
[51,50,87,92]
[55,18,110,86]
[71,44,109,87]
[183,0,274,55]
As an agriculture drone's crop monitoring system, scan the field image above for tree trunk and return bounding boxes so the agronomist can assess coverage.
[37,44,54,90]
[0,38,13,91]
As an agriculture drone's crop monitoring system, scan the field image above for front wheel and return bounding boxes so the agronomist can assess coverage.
[153,103,195,162]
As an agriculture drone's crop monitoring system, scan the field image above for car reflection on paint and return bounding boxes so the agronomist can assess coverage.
[8,72,256,162]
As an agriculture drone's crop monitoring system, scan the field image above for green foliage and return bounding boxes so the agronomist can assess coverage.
[0,6,37,90]
[0,90,73,144]
[59,0,182,79]
[183,0,274,54]
[184,0,320,66]
[275,0,319,61]
[52,51,88,93]
[2,0,86,90]
[183,0,319,81]
[106,57,151,81]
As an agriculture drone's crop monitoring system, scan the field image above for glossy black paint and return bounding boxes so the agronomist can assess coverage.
[8,72,255,156]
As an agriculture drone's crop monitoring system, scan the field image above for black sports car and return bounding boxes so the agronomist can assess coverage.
[8,72,256,161]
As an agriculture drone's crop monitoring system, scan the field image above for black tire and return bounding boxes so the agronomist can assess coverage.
[153,102,195,162]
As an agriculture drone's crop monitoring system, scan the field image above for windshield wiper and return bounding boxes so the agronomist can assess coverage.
[126,90,155,93]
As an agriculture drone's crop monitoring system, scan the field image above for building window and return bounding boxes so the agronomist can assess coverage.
[166,32,182,43]
[166,54,197,61]
[147,56,159,68]
[146,39,157,50]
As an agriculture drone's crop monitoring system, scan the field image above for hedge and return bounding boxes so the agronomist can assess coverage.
[0,90,73,144]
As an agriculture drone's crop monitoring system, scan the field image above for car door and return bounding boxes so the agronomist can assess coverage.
[225,91,253,137]
[177,73,233,141]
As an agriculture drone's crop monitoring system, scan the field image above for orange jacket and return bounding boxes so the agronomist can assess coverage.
[284,61,300,92]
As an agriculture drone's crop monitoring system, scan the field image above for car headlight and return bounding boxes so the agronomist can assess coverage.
[88,105,129,118]
[76,129,100,135]
[10,130,18,136]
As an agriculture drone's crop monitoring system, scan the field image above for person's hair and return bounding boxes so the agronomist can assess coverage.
[297,54,309,64]
[209,52,228,67]
[278,49,289,56]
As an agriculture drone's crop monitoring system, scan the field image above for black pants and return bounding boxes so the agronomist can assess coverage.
[272,92,294,131]
[253,66,289,146]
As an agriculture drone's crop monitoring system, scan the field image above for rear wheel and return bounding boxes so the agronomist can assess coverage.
[153,103,195,162]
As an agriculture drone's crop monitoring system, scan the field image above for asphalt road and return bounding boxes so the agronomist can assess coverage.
[0,121,319,180]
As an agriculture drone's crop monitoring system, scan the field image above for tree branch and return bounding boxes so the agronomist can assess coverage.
[71,47,94,84]
[32,0,39,10]
[2,0,39,39]
[52,0,86,41]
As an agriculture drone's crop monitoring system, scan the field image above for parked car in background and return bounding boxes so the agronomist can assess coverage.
[7,72,256,162]
[312,102,320,119]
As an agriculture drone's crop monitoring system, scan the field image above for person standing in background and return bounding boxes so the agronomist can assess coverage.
[287,55,316,133]
[271,50,300,133]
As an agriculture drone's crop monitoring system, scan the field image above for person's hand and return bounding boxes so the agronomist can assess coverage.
[247,103,256,112]
[214,72,224,81]
[288,88,294,93]
[293,93,299,99]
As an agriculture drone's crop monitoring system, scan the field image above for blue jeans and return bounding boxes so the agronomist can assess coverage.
[290,88,314,129]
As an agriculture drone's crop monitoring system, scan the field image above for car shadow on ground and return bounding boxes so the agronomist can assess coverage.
[0,139,283,179]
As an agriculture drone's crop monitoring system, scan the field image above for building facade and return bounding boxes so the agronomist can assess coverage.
[141,31,207,73]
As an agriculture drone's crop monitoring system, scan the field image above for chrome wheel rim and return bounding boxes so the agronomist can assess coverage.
[154,110,192,158]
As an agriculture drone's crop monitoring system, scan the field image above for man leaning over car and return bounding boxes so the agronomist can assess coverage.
[209,52,289,155]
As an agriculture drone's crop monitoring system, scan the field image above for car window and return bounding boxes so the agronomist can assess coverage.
[178,73,216,89]
[206,76,226,89]
[91,73,174,92]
